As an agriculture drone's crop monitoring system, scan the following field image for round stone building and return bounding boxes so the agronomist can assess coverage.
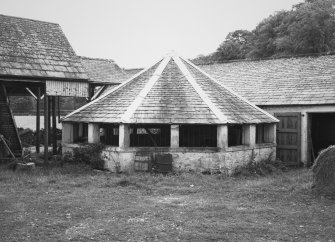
[62,54,278,173]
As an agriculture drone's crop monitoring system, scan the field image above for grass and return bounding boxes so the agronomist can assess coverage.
[0,164,334,241]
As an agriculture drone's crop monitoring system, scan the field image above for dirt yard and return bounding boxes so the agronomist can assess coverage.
[0,164,334,241]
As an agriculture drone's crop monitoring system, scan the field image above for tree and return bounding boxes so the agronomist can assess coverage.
[215,30,252,61]
[285,0,335,54]
[247,11,289,58]
[193,0,335,63]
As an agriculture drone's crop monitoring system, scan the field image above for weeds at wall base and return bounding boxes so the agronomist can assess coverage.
[67,143,106,170]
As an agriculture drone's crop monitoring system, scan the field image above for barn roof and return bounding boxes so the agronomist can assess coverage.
[200,54,335,106]
[63,55,277,124]
[124,68,144,79]
[80,56,128,85]
[0,14,87,81]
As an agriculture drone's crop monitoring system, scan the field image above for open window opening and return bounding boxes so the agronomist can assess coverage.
[179,125,217,147]
[256,123,273,144]
[73,123,88,143]
[130,124,170,147]
[100,124,119,146]
[228,124,243,147]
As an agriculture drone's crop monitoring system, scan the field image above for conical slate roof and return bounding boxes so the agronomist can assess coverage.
[63,55,277,124]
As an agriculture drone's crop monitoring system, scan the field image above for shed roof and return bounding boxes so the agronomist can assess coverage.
[63,55,277,124]
[124,68,144,79]
[200,54,335,106]
[80,56,128,85]
[0,14,87,81]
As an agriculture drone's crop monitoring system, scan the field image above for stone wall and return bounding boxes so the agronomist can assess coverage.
[63,143,275,174]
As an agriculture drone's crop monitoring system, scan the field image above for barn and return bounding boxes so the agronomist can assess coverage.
[62,54,278,173]
[200,54,335,167]
[0,14,89,161]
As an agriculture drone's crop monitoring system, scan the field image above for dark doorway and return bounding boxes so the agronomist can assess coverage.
[311,113,335,160]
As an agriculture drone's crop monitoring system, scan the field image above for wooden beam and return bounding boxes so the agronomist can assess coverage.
[52,96,57,155]
[25,87,37,99]
[0,135,15,159]
[44,91,48,163]
[36,87,40,153]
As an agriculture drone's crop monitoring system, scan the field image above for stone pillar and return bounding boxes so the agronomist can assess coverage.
[170,125,179,148]
[242,124,255,147]
[119,124,130,148]
[301,112,308,166]
[249,124,256,147]
[62,122,73,143]
[88,123,100,143]
[217,125,228,150]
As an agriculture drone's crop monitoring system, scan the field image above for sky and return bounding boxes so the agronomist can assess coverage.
[2,0,303,68]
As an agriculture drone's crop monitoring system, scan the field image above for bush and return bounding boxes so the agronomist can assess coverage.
[231,156,285,177]
[72,143,105,170]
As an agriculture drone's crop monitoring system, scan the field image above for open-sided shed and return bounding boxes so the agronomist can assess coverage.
[62,55,278,173]
[0,14,88,160]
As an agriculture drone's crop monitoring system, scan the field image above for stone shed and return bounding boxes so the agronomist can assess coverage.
[61,54,278,173]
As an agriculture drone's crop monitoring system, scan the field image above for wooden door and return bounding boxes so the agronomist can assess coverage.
[275,113,301,166]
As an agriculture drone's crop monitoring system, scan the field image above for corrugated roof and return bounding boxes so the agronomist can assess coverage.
[63,55,276,124]
[0,14,87,80]
[80,56,128,84]
[200,55,335,106]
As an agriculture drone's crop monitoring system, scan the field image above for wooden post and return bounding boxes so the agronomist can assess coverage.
[301,112,308,166]
[36,87,40,153]
[48,96,52,144]
[44,92,49,163]
[52,96,57,155]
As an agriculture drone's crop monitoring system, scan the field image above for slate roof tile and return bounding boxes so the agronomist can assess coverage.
[0,14,87,80]
[64,56,276,124]
[79,56,128,84]
[200,55,335,106]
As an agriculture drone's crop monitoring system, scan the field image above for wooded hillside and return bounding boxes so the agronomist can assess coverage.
[193,0,335,64]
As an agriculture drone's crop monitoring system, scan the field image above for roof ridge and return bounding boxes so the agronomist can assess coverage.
[62,57,164,121]
[79,56,116,63]
[198,51,335,66]
[184,58,278,123]
[121,56,171,123]
[0,14,59,26]
[173,56,227,123]
[124,68,144,71]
